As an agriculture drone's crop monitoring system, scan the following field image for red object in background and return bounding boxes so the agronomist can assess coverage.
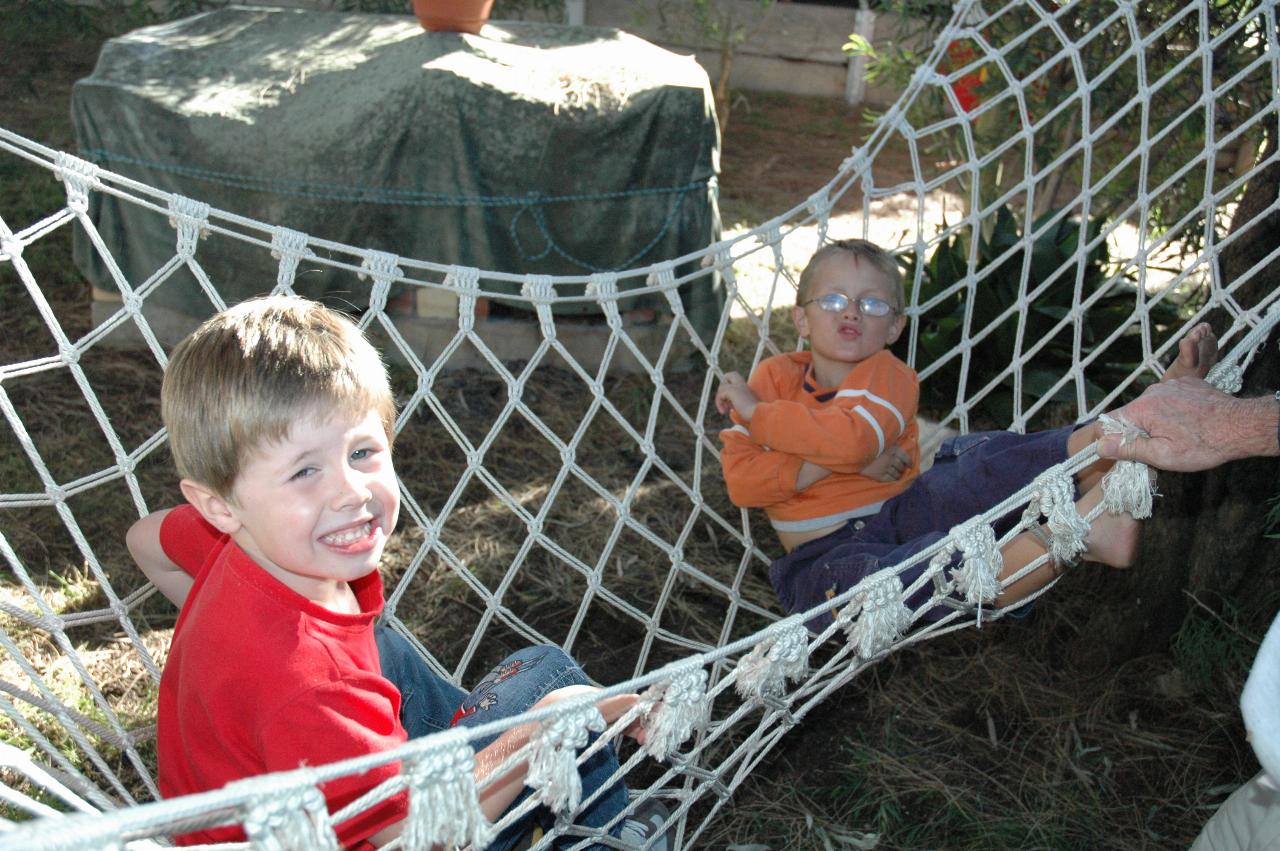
[946,39,985,114]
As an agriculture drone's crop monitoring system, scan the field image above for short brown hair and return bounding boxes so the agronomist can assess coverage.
[161,296,395,496]
[796,238,904,308]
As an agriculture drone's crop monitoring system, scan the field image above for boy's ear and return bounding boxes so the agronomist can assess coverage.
[179,479,242,535]
[792,305,810,339]
[887,312,907,346]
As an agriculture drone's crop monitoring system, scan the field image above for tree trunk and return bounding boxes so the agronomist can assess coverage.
[1068,146,1280,670]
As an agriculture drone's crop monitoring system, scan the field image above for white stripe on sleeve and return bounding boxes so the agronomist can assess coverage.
[834,388,906,434]
[853,405,885,455]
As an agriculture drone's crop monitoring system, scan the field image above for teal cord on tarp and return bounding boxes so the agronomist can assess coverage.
[83,148,710,272]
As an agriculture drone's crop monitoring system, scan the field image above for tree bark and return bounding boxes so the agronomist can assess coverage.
[1068,145,1280,670]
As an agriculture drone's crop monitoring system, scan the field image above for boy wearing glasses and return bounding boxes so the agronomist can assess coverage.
[716,239,1215,627]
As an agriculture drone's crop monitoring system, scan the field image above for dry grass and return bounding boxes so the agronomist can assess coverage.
[706,585,1255,850]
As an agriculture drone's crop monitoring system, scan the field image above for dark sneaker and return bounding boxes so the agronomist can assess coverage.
[615,797,674,850]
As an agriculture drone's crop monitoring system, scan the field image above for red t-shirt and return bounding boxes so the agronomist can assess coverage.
[157,505,407,847]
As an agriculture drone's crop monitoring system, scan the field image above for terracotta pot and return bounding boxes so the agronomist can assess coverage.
[412,0,495,34]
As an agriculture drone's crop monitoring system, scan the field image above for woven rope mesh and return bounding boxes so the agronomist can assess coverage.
[2,0,1279,846]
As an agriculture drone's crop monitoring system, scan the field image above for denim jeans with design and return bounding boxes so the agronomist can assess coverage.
[375,627,628,849]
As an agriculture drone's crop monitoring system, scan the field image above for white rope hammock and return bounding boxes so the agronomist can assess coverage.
[3,0,1280,847]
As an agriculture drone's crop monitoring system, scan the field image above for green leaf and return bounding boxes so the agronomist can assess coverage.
[1017,368,1074,402]
[1031,304,1071,320]
[990,206,1021,252]
[843,33,875,58]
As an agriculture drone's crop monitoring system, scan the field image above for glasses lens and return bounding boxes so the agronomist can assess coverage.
[859,297,894,317]
[815,293,848,312]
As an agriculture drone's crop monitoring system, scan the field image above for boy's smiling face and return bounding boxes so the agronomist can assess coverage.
[199,407,399,610]
[793,251,906,387]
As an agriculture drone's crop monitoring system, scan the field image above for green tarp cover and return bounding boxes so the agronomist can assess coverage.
[71,5,722,331]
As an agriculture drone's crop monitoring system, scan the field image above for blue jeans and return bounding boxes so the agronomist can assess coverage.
[768,425,1078,628]
[375,628,628,849]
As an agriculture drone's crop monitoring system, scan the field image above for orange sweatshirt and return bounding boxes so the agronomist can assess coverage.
[719,350,920,532]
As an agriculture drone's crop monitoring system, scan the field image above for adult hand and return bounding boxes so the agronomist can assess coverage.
[1098,377,1278,471]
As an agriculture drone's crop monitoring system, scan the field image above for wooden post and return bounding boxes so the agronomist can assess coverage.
[844,6,876,105]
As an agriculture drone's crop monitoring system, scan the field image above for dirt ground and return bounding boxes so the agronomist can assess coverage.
[720,90,879,226]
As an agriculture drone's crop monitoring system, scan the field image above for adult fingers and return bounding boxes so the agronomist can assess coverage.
[1097,432,1136,462]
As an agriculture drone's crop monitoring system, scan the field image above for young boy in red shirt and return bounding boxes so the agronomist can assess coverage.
[717,239,1216,625]
[128,296,668,849]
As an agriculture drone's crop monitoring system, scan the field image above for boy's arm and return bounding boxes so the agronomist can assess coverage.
[750,362,919,472]
[719,424,808,507]
[795,460,833,491]
[718,363,817,507]
[125,509,193,609]
[719,362,905,495]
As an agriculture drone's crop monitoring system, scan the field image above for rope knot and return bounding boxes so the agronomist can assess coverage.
[270,227,313,291]
[806,187,832,217]
[527,700,606,814]
[359,250,402,317]
[1,233,22,260]
[586,272,619,299]
[446,266,482,333]
[735,618,809,704]
[756,226,783,252]
[1030,468,1090,563]
[238,775,338,851]
[840,149,870,177]
[647,262,682,315]
[1098,415,1157,518]
[55,152,100,213]
[641,663,709,761]
[167,195,210,260]
[521,274,557,338]
[1206,361,1243,394]
[913,65,945,87]
[838,573,912,659]
[520,275,556,304]
[948,518,1003,609]
[403,734,493,850]
[587,272,623,329]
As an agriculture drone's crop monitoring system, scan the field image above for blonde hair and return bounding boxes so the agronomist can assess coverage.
[796,238,904,309]
[161,296,395,496]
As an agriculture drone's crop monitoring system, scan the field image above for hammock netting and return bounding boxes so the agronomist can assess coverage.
[2,0,1280,847]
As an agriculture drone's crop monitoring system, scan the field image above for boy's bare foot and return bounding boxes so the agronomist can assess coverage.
[1081,502,1140,568]
[1162,322,1218,382]
[1079,483,1140,568]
